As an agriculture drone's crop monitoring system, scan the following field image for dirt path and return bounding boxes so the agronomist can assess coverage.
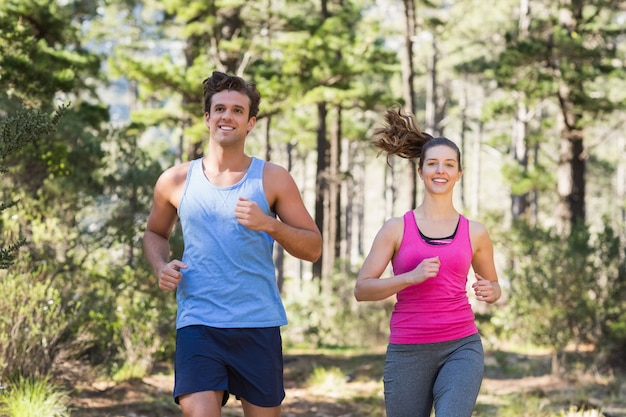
[68,350,626,417]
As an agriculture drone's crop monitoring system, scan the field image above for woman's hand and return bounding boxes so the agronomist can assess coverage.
[472,273,501,303]
[408,256,440,285]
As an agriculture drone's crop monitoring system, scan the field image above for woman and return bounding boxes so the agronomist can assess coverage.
[354,107,501,417]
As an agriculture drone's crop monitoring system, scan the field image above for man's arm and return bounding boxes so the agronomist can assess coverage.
[143,165,188,290]
[235,163,322,262]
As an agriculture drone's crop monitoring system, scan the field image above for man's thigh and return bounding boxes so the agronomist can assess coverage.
[179,390,224,417]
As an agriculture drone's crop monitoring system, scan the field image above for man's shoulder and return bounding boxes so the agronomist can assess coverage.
[261,159,289,176]
[158,161,192,187]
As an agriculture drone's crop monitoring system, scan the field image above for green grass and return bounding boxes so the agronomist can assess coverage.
[0,374,69,417]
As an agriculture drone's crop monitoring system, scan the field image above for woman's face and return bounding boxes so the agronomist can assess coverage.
[418,145,462,193]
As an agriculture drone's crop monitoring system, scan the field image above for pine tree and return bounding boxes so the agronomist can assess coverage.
[0,105,67,268]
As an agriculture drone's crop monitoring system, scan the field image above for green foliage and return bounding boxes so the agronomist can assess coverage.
[0,0,101,104]
[0,116,159,381]
[503,218,626,369]
[0,105,67,269]
[0,106,68,163]
[500,160,554,196]
[0,239,25,269]
[504,222,594,355]
[0,374,69,417]
[5,104,107,200]
[111,362,148,384]
[70,125,179,376]
[0,256,81,380]
[109,265,175,381]
[0,0,118,393]
[283,269,392,349]
[590,217,626,363]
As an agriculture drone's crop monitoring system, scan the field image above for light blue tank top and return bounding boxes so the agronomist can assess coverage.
[176,157,287,329]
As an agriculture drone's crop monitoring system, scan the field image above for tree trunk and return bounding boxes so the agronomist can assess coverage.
[384,158,396,221]
[333,106,343,264]
[556,124,586,232]
[184,36,203,161]
[618,136,626,227]
[268,116,287,293]
[344,140,364,265]
[511,0,531,220]
[470,121,483,217]
[556,79,586,232]
[313,102,328,284]
[425,36,439,135]
[511,98,530,219]
[459,81,468,211]
[401,0,417,210]
[324,105,341,278]
[553,4,587,232]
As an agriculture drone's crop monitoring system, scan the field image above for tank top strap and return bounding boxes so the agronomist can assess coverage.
[403,210,419,240]
[247,156,264,180]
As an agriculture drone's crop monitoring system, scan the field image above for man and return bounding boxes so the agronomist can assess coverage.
[143,71,322,417]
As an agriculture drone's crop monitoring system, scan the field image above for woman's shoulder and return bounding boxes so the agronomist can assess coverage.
[466,217,492,248]
[466,217,488,233]
[386,215,406,226]
[380,215,406,237]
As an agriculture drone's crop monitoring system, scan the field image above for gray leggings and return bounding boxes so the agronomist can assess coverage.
[383,333,484,417]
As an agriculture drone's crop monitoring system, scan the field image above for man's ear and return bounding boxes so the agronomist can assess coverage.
[247,116,257,133]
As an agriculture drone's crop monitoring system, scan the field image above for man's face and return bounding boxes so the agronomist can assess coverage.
[205,90,256,146]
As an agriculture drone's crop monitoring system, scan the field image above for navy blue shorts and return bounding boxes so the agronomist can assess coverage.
[173,325,285,407]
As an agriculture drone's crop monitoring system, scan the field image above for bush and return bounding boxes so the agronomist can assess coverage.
[0,257,80,380]
[282,270,392,348]
[503,218,626,371]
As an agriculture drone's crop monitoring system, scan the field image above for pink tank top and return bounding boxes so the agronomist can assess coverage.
[389,211,478,344]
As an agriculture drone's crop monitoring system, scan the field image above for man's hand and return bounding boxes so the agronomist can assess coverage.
[235,196,271,231]
[159,260,187,291]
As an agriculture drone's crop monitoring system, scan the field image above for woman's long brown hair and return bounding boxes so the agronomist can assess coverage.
[372,106,461,170]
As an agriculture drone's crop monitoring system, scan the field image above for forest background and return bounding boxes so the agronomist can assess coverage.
[1,0,625,416]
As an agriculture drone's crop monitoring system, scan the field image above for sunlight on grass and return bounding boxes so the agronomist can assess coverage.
[558,407,605,417]
[112,362,148,383]
[0,375,69,417]
[306,366,347,393]
[476,393,608,417]
[487,394,552,417]
[303,365,385,417]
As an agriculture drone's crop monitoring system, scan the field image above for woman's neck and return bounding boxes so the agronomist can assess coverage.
[415,197,458,219]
